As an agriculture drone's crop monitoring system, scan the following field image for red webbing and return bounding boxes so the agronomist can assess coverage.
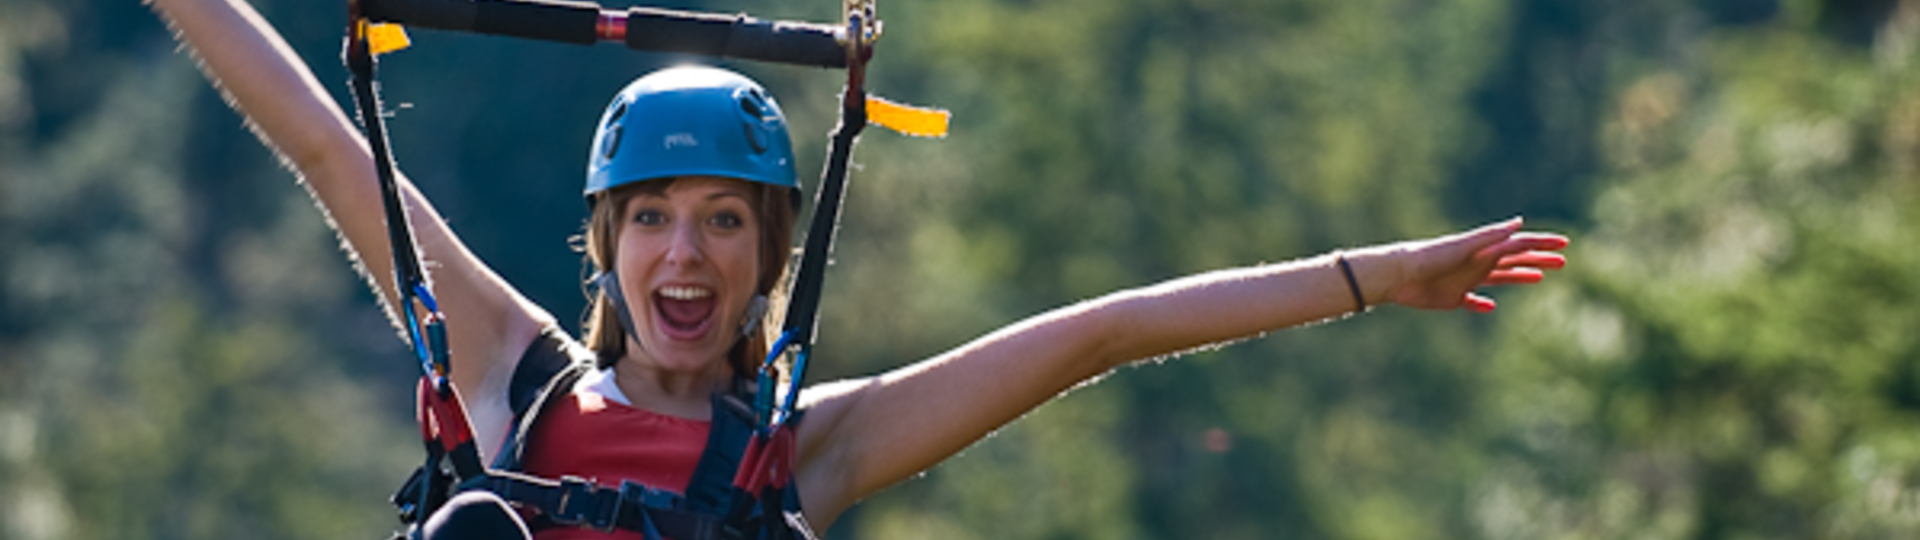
[731,426,797,492]
[416,376,476,453]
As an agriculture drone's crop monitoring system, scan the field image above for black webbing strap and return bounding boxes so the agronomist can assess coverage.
[684,391,759,513]
[347,6,493,533]
[757,3,873,428]
[778,85,865,352]
[468,472,729,538]
[344,18,428,309]
[490,332,591,472]
[505,327,583,420]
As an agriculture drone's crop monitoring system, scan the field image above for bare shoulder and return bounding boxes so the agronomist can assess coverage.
[795,377,880,443]
[790,376,880,529]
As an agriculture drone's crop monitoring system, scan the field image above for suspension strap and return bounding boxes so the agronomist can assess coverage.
[346,6,490,532]
[728,10,875,524]
[344,8,449,386]
[747,0,873,432]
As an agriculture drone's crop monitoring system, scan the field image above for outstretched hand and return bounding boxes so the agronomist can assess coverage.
[1382,217,1569,313]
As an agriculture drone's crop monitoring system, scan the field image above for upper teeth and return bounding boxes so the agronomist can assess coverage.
[659,286,712,300]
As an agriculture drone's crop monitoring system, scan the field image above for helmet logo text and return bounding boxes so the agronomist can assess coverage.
[664,133,699,149]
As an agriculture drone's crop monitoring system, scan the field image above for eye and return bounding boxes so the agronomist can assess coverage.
[711,211,744,230]
[632,209,667,226]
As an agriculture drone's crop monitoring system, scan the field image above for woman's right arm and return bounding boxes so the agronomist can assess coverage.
[148,0,551,453]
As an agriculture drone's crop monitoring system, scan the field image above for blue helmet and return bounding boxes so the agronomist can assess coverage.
[585,66,798,199]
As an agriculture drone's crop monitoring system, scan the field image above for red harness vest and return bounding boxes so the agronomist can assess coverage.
[395,329,815,540]
[522,389,712,540]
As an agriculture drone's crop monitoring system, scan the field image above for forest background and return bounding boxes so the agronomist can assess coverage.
[4,0,1919,538]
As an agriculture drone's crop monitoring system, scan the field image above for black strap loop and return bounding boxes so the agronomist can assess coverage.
[466,473,730,539]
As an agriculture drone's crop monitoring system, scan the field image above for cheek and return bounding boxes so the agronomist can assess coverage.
[613,229,660,272]
[724,236,765,290]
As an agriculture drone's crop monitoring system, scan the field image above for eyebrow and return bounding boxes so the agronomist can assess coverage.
[705,189,752,203]
[631,188,751,203]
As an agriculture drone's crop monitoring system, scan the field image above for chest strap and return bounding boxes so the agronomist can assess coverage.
[468,393,810,539]
[463,472,731,538]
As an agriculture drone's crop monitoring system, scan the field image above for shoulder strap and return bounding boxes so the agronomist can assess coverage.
[682,389,759,513]
[508,326,588,419]
[492,327,594,471]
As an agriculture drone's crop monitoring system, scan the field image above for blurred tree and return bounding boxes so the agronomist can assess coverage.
[2,0,414,538]
[1479,2,1920,538]
[812,0,1521,537]
[8,0,1917,538]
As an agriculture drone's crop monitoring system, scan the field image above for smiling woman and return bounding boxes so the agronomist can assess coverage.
[149,0,1567,538]
[583,174,797,379]
[603,177,782,385]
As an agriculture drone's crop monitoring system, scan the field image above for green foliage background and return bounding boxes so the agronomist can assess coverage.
[2,0,1916,538]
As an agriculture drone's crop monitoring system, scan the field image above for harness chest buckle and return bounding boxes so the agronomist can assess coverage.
[617,480,653,509]
[553,475,619,531]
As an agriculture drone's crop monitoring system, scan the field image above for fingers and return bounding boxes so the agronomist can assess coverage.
[1448,218,1567,314]
[1474,234,1568,275]
[1480,216,1525,235]
[1454,217,1527,251]
[1463,292,1497,313]
[1457,217,1569,249]
[1504,232,1571,251]
[1495,252,1566,271]
[1479,233,1569,259]
[1404,217,1569,314]
[1482,268,1545,286]
[1451,216,1524,236]
[1458,221,1559,262]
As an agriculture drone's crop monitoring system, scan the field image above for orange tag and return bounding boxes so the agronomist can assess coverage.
[363,22,412,56]
[866,95,949,138]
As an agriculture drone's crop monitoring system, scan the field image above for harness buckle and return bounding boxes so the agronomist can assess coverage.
[553,476,619,531]
[618,480,649,509]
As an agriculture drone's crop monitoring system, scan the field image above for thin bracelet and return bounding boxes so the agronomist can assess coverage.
[1335,253,1368,314]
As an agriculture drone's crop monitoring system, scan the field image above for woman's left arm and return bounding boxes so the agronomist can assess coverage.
[792,218,1568,526]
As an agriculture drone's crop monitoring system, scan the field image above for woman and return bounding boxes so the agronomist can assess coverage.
[150,0,1569,538]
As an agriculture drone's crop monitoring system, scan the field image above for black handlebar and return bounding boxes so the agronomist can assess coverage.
[360,0,850,68]
[624,7,847,68]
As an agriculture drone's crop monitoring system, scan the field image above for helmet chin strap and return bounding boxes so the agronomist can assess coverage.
[740,294,768,337]
[592,270,643,362]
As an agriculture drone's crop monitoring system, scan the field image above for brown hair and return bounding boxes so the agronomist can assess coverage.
[581,177,798,378]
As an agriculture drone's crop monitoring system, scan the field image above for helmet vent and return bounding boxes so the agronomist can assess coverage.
[600,102,629,160]
[600,125,624,160]
[606,101,629,125]
[739,91,764,117]
[739,90,772,154]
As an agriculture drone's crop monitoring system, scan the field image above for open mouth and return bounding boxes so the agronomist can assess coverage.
[654,285,717,340]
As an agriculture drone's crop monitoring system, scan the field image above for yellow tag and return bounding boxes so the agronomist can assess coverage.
[364,22,412,56]
[866,96,949,138]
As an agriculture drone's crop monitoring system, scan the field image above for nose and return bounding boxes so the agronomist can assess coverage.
[663,219,705,268]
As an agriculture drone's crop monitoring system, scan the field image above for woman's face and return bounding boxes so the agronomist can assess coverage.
[615,176,764,374]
